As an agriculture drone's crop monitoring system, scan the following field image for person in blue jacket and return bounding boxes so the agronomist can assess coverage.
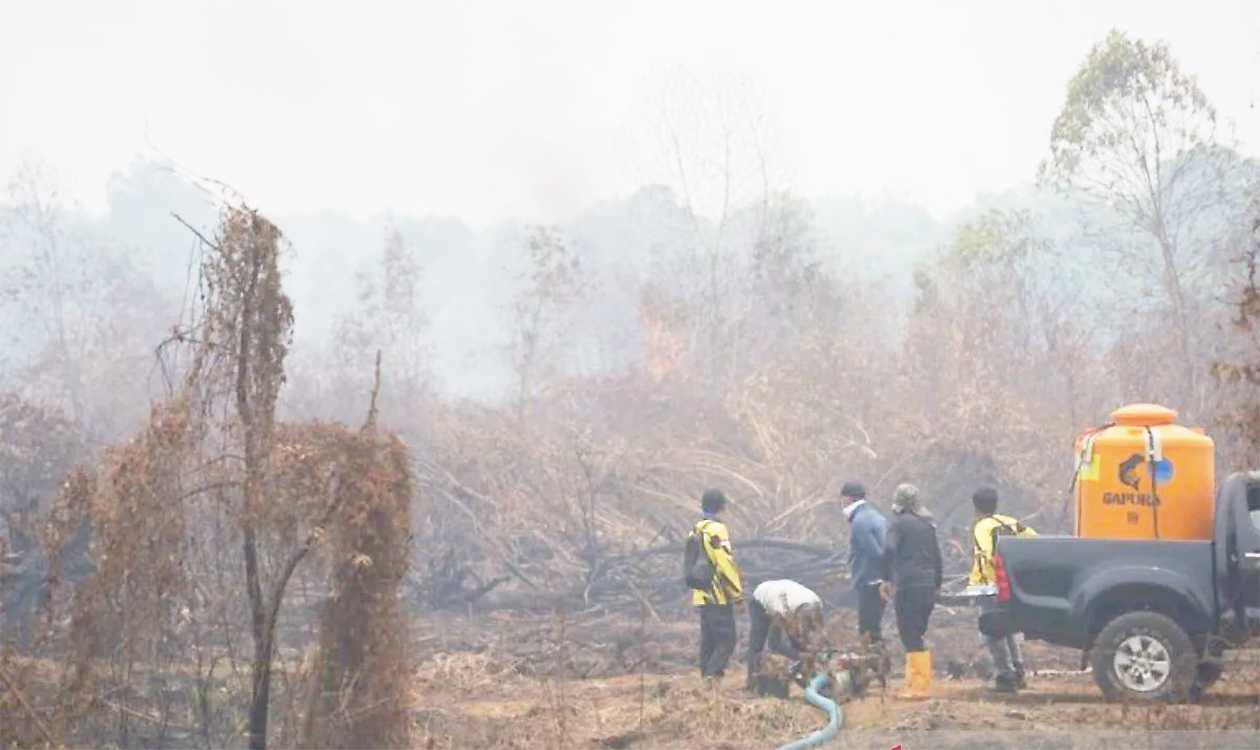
[842,481,888,647]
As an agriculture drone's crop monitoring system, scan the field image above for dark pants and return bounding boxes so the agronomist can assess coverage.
[857,582,885,642]
[979,597,1023,681]
[894,585,936,652]
[699,603,736,677]
[745,599,801,683]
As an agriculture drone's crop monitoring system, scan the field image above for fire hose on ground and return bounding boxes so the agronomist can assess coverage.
[775,673,843,750]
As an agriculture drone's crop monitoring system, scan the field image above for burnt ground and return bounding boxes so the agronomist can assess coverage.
[409,607,1260,749]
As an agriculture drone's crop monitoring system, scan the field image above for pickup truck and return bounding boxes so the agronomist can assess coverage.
[994,471,1260,701]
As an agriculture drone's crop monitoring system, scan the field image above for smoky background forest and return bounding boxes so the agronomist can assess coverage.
[3,8,1260,749]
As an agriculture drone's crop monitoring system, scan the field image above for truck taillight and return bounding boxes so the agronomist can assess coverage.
[994,552,1011,603]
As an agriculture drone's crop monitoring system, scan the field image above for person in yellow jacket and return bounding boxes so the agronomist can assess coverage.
[686,489,743,679]
[969,487,1036,692]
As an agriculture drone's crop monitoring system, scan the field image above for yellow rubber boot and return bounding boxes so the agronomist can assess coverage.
[896,653,916,699]
[913,650,932,696]
[898,651,931,699]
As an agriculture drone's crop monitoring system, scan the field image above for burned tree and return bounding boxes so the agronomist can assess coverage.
[182,208,297,750]
[57,402,195,745]
[176,207,415,749]
[297,418,413,749]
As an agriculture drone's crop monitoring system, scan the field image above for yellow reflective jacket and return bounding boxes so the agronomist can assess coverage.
[689,519,743,606]
[969,513,1037,585]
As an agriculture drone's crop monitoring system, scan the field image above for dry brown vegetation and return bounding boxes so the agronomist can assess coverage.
[2,29,1260,750]
[3,208,416,749]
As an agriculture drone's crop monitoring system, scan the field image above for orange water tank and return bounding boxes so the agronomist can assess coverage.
[1074,403,1214,540]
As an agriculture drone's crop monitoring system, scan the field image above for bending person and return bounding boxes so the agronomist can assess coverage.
[745,579,825,690]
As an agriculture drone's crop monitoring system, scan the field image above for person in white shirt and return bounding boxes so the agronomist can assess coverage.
[745,579,825,690]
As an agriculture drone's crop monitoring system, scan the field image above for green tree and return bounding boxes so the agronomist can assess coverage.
[1041,30,1242,402]
[510,226,586,421]
[332,229,431,426]
[899,211,1099,526]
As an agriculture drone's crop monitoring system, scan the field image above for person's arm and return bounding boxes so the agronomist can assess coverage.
[880,519,899,583]
[868,517,887,564]
[854,516,883,580]
[709,526,743,602]
[879,521,899,601]
[846,531,857,581]
[931,525,943,589]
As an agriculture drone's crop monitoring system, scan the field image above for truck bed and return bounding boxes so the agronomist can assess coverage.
[999,536,1216,649]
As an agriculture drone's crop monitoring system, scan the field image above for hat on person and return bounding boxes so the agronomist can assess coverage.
[891,483,921,513]
[840,481,866,501]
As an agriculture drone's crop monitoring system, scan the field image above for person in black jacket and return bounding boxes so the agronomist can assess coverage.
[880,483,943,698]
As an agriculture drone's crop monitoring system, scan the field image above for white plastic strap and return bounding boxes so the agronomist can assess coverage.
[1075,432,1098,473]
[1145,428,1163,462]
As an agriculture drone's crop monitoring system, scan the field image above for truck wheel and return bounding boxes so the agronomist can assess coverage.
[1091,611,1196,702]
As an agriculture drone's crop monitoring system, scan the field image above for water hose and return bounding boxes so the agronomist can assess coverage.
[775,673,843,750]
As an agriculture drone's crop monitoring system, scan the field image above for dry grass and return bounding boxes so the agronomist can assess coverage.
[404,608,1260,749]
[409,662,1260,748]
[414,652,523,694]
[410,668,826,750]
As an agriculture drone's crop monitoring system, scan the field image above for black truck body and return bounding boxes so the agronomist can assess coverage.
[995,472,1260,700]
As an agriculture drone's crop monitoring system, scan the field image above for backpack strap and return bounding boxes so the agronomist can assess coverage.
[986,516,1029,559]
[693,520,717,563]
[973,514,1014,569]
[971,515,993,555]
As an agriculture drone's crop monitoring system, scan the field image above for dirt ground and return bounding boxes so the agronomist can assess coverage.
[409,610,1260,749]
[410,665,1260,749]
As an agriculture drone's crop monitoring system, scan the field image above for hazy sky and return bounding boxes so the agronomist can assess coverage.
[3,0,1257,226]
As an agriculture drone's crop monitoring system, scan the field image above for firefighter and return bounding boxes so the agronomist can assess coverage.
[970,486,1037,692]
[685,489,743,680]
[744,579,825,691]
[880,483,943,699]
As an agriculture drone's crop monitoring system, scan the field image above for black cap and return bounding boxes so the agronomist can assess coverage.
[840,481,866,500]
[701,488,728,513]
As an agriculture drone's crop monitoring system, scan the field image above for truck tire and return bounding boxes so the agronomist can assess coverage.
[1091,611,1197,702]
